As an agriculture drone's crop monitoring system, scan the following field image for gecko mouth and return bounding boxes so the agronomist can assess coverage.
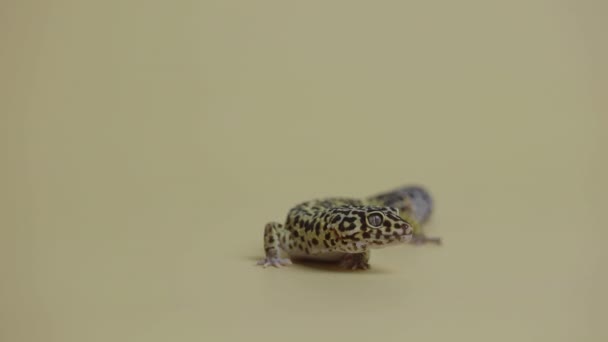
[399,225,414,242]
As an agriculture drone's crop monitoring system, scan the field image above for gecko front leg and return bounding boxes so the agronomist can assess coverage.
[257,222,292,268]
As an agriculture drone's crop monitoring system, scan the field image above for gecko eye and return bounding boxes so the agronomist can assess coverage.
[366,212,384,228]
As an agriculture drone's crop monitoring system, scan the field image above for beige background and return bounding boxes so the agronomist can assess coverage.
[2,1,607,341]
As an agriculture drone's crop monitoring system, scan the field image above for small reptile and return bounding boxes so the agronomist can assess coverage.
[258,185,441,269]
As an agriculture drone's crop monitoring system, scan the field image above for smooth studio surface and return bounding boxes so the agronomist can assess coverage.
[2,1,607,341]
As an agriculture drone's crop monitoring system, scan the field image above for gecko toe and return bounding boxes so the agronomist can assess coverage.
[257,257,292,268]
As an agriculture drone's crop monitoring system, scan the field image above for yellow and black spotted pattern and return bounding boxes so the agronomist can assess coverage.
[258,185,440,270]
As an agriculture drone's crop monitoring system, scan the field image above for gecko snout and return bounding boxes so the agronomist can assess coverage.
[405,224,413,235]
[399,223,414,242]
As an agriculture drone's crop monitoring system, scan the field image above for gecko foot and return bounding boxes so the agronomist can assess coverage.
[339,254,370,270]
[257,257,292,268]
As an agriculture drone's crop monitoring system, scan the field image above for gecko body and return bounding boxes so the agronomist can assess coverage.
[258,185,440,270]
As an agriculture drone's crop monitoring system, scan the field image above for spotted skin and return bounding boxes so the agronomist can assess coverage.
[259,185,440,269]
[258,185,440,270]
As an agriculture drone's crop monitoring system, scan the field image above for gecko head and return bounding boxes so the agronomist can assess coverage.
[326,206,414,251]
